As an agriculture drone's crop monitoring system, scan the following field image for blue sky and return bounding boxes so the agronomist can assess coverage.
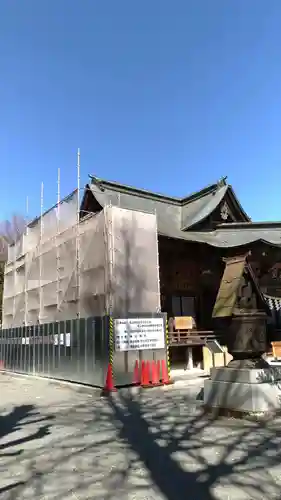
[1,0,281,221]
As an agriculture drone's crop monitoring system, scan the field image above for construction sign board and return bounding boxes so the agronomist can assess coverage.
[114,317,165,351]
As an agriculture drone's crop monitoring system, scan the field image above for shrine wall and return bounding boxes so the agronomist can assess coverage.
[158,237,224,328]
[158,235,281,330]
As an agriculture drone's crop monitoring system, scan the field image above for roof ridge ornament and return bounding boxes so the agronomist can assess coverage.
[217,176,228,189]
[220,201,229,220]
[89,175,105,192]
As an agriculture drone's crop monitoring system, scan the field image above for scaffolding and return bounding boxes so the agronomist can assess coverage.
[2,166,160,328]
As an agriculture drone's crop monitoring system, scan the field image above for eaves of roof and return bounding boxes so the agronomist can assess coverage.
[158,225,281,249]
[217,221,281,229]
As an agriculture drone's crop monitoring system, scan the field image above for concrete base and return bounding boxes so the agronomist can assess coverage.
[204,366,281,414]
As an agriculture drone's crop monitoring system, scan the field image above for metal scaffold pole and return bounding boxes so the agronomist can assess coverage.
[76,148,81,318]
[107,203,114,317]
[39,182,44,324]
[154,208,161,312]
[24,196,29,326]
[56,168,61,319]
[12,246,16,327]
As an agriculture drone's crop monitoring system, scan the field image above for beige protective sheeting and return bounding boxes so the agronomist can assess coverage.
[2,200,160,328]
[107,206,161,316]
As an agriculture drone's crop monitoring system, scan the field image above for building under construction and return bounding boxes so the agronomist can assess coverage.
[2,185,160,329]
[3,171,281,382]
[4,172,281,334]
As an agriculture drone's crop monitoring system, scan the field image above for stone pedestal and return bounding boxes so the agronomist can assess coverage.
[204,366,281,415]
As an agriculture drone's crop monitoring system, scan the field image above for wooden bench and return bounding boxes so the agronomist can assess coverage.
[167,316,214,345]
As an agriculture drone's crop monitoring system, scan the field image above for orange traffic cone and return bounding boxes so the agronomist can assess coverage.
[101,363,117,396]
[132,360,141,385]
[141,360,152,388]
[140,360,146,386]
[161,359,173,385]
[151,360,162,386]
[157,360,161,382]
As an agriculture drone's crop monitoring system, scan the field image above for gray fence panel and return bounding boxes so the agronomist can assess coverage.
[0,316,109,388]
[0,313,168,388]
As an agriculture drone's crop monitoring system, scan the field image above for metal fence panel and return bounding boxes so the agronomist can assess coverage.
[0,316,109,387]
[0,313,168,388]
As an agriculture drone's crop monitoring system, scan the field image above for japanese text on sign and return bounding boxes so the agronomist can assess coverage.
[114,317,165,351]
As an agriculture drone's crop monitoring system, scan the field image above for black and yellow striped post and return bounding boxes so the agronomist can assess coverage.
[109,316,114,369]
[101,315,117,396]
[165,317,173,383]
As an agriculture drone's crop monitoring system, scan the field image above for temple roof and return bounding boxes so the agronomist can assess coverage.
[88,175,249,225]
[83,176,281,249]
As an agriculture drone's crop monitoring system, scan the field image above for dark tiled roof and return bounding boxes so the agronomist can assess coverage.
[87,176,281,249]
[88,175,248,230]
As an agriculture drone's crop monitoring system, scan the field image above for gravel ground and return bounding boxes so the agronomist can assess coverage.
[1,373,281,500]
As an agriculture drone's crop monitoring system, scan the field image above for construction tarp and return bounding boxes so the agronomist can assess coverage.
[2,203,160,328]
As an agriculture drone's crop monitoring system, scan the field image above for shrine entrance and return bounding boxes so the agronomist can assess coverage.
[158,235,223,374]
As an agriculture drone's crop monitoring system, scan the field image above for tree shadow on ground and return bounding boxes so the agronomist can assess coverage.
[105,386,281,499]
[0,403,54,498]
[4,382,281,500]
[2,220,281,498]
